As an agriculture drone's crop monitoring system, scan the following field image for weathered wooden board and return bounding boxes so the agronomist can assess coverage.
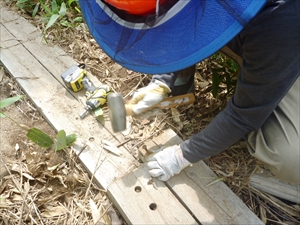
[0,8,41,44]
[145,129,263,225]
[250,172,300,204]
[108,166,198,224]
[0,24,20,48]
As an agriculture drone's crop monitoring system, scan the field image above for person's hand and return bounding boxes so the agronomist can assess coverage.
[125,80,171,115]
[146,145,191,181]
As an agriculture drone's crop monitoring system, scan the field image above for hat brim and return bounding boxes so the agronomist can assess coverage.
[79,0,266,74]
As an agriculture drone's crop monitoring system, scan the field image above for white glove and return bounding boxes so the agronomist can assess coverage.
[146,145,191,181]
[126,80,171,115]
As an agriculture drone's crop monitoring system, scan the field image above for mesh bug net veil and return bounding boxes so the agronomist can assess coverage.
[79,0,266,74]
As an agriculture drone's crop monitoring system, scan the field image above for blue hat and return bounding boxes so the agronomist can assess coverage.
[79,0,266,74]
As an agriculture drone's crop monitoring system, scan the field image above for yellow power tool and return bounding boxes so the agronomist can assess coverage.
[61,64,112,118]
[79,77,112,118]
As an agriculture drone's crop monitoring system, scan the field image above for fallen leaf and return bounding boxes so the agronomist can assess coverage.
[41,205,66,217]
[74,199,90,213]
[14,143,19,151]
[259,204,267,224]
[22,173,35,180]
[12,194,23,201]
[47,164,59,172]
[90,199,100,224]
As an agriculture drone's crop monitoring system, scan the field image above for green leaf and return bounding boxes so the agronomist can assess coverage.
[0,111,7,118]
[74,6,81,13]
[16,0,29,9]
[68,0,76,6]
[66,133,77,146]
[26,128,54,148]
[0,95,24,109]
[44,14,60,31]
[54,131,77,151]
[51,0,58,14]
[60,19,71,27]
[212,71,220,98]
[214,68,225,73]
[72,16,83,23]
[39,0,52,15]
[59,2,66,16]
[225,73,232,93]
[32,3,39,17]
[94,107,103,117]
[55,130,67,151]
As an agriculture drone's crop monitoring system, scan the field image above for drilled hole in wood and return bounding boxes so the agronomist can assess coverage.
[134,186,142,193]
[89,137,95,142]
[149,203,157,210]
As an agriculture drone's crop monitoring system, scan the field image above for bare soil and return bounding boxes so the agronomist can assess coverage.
[0,72,56,161]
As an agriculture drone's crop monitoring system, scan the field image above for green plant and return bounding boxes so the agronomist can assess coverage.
[0,95,76,151]
[16,0,40,16]
[39,0,83,37]
[54,129,77,151]
[211,52,239,98]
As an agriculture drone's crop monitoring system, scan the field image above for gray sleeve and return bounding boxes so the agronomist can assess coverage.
[151,71,179,89]
[181,0,300,163]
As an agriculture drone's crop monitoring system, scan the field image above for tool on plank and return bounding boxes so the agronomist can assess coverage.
[79,78,112,119]
[61,63,88,92]
[107,92,195,133]
[61,64,112,118]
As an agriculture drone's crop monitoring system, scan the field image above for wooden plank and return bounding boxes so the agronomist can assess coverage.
[0,7,22,23]
[250,172,300,204]
[0,37,135,190]
[0,11,41,42]
[107,166,198,225]
[146,129,263,225]
[0,24,20,48]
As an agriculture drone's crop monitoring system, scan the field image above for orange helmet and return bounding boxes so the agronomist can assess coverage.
[104,0,164,15]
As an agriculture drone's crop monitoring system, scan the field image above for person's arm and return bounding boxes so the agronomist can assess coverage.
[147,0,300,180]
[181,0,300,163]
[151,72,179,90]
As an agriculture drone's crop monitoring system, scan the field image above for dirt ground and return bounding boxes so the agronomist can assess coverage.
[0,69,56,162]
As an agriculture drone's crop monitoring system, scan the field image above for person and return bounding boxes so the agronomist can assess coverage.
[79,0,300,184]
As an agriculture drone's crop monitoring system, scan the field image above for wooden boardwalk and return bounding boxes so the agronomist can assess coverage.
[1,4,263,224]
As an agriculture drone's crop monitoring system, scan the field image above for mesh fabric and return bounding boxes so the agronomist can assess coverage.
[79,0,267,74]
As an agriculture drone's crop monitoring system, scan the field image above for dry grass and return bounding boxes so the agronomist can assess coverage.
[0,137,121,225]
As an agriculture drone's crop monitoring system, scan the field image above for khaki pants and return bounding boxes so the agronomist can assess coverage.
[246,77,299,184]
[221,46,300,184]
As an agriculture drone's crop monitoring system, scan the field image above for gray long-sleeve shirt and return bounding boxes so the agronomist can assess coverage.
[153,0,300,163]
